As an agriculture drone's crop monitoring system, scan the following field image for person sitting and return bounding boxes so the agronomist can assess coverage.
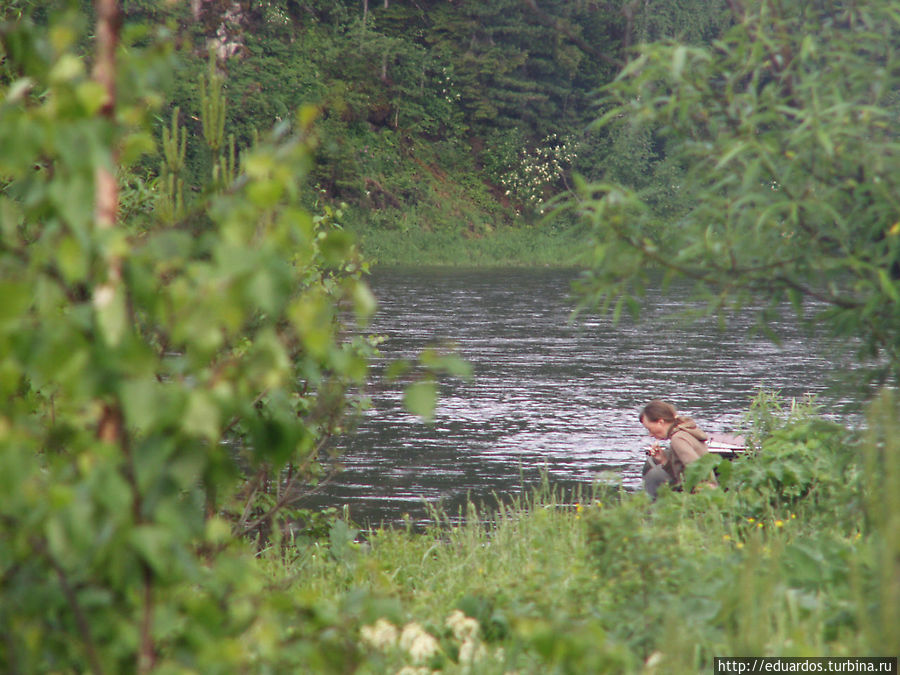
[639,399,710,500]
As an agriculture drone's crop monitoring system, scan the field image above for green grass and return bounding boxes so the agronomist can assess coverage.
[348,222,590,268]
[253,392,900,673]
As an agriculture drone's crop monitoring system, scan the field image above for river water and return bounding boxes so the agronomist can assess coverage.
[308,267,864,527]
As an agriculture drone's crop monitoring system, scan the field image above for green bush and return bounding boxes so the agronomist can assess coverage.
[0,7,375,671]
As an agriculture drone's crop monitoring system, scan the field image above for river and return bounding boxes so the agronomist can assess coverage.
[305,266,865,527]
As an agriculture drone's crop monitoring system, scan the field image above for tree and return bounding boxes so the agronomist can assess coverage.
[0,1,377,670]
[573,0,900,383]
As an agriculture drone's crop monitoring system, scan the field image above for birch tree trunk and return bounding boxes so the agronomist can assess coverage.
[92,0,124,447]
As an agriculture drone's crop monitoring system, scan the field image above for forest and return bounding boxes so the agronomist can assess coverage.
[99,0,732,255]
[2,1,900,672]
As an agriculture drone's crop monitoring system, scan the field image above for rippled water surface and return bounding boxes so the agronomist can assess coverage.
[308,267,863,526]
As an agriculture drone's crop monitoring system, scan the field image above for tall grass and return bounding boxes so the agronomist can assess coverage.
[257,393,899,673]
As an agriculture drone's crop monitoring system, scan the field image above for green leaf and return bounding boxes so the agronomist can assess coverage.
[404,379,438,422]
[877,268,899,302]
[288,293,333,359]
[49,175,94,233]
[385,359,412,380]
[0,282,30,325]
[683,452,722,493]
[319,230,354,266]
[420,348,473,379]
[328,519,359,562]
[351,280,377,322]
[48,53,84,83]
[247,178,285,207]
[119,131,156,165]
[94,283,128,347]
[130,525,172,575]
[75,80,107,115]
[57,235,89,284]
[182,390,221,441]
[121,377,161,432]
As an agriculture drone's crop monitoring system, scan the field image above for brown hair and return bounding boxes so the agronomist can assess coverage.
[639,400,678,424]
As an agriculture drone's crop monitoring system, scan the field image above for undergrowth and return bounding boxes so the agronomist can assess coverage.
[253,391,899,673]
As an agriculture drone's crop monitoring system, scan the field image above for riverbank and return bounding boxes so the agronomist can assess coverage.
[251,392,899,672]
[348,221,590,267]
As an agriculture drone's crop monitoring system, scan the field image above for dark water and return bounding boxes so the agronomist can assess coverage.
[307,267,863,527]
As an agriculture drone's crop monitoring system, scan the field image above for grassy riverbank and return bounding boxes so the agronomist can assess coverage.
[242,393,900,673]
[348,220,590,267]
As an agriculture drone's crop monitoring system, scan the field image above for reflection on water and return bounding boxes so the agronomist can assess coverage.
[304,267,863,526]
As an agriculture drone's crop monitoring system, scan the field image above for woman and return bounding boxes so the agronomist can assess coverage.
[639,400,710,499]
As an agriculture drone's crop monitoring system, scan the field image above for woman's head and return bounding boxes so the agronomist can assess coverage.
[640,400,678,440]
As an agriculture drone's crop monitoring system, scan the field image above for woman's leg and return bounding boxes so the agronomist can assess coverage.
[643,464,673,500]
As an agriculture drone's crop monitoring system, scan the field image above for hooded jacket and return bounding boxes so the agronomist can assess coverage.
[663,418,709,483]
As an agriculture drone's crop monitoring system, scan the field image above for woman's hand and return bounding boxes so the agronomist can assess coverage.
[648,442,666,465]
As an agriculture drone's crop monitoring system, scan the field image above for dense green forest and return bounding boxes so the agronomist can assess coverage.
[150,1,731,228]
[98,0,731,258]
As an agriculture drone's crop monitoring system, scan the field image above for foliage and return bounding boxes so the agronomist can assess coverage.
[125,0,735,232]
[574,0,900,380]
[0,3,378,670]
[483,130,579,216]
[740,389,822,450]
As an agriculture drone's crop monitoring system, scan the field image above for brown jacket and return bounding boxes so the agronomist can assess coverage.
[664,419,709,483]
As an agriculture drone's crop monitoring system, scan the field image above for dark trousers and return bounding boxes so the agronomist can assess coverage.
[642,459,674,500]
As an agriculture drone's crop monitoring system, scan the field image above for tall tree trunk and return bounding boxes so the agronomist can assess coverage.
[92,0,119,235]
[93,0,123,446]
[94,4,157,670]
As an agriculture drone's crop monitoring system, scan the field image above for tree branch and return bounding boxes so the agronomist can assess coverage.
[33,539,105,675]
[600,206,861,311]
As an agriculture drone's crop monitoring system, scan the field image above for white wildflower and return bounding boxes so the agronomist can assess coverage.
[458,638,487,665]
[360,618,399,651]
[400,622,440,664]
[645,651,664,669]
[445,610,480,642]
